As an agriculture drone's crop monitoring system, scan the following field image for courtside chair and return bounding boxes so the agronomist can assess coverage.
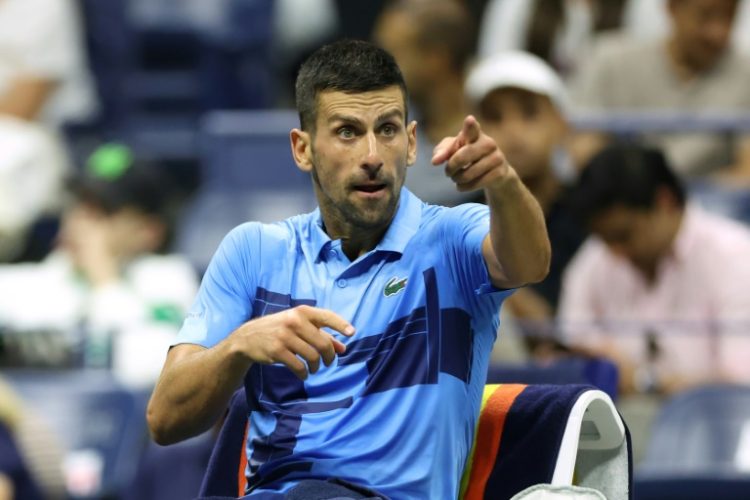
[197,384,631,500]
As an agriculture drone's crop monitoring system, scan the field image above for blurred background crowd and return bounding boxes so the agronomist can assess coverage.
[1,0,750,498]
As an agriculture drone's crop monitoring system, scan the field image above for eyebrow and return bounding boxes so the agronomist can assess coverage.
[327,109,405,127]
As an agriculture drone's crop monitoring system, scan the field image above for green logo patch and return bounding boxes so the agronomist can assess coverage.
[384,277,407,297]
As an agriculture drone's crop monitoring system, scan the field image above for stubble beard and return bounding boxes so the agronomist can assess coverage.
[310,167,400,232]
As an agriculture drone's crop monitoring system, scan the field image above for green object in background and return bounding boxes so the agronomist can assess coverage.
[150,304,184,326]
[87,144,133,180]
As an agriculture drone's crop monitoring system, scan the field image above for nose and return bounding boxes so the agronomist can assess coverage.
[361,131,383,173]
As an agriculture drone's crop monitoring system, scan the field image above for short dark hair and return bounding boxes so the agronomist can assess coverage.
[571,143,686,221]
[294,39,408,131]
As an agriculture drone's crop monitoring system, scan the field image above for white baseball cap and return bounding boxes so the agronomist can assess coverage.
[465,51,570,116]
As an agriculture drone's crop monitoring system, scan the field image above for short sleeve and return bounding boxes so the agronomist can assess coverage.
[175,223,260,348]
[440,203,514,312]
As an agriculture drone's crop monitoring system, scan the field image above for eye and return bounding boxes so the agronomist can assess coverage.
[337,127,355,139]
[381,123,398,137]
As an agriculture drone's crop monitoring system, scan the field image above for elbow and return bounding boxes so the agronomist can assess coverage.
[518,242,551,285]
[531,244,552,284]
[146,400,181,446]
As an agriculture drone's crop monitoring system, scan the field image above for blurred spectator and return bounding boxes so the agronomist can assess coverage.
[478,0,628,78]
[0,144,198,387]
[0,0,98,261]
[571,0,750,179]
[559,143,750,395]
[373,0,478,205]
[465,51,587,358]
[0,0,96,125]
[622,0,750,54]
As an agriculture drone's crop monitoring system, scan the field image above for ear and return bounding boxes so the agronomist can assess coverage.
[406,120,418,166]
[291,128,314,173]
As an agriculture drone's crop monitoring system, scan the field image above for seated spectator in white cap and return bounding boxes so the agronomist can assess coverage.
[465,51,587,358]
[0,144,198,387]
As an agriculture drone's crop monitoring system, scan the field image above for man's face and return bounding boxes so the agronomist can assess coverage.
[590,203,675,273]
[301,86,416,231]
[670,0,738,71]
[478,87,566,181]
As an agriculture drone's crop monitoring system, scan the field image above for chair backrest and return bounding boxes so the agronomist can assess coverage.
[175,110,317,272]
[199,384,632,499]
[198,389,249,497]
[461,384,631,500]
[639,384,750,475]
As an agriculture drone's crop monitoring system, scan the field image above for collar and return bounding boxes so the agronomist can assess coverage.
[305,187,422,261]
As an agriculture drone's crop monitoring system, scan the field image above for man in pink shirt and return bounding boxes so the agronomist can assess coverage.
[559,144,750,395]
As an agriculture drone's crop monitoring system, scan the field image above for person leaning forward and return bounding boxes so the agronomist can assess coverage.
[147,39,550,499]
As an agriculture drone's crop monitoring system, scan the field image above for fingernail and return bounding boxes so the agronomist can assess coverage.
[345,325,355,335]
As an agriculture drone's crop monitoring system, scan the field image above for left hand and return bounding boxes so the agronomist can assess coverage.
[431,115,511,192]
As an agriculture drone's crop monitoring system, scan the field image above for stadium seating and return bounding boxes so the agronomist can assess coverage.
[175,110,317,272]
[5,370,150,499]
[635,384,750,500]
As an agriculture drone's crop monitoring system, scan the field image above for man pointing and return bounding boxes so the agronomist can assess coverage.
[147,39,549,499]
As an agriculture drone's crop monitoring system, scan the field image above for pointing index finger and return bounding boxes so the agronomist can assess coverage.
[460,115,481,145]
[307,307,356,336]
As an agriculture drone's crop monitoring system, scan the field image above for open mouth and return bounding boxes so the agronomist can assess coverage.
[353,183,387,194]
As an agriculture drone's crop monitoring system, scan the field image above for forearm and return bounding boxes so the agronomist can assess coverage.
[485,168,551,286]
[147,340,251,445]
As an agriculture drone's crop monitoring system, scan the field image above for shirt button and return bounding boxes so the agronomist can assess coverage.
[336,279,347,288]
[329,249,338,259]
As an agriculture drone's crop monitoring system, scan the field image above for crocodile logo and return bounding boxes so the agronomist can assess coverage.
[384,277,408,297]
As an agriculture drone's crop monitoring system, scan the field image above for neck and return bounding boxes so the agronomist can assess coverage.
[418,74,468,144]
[326,219,388,261]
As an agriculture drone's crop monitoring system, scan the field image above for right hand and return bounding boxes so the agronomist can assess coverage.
[230,305,356,380]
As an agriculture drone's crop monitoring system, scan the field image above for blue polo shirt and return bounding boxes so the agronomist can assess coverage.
[177,188,513,499]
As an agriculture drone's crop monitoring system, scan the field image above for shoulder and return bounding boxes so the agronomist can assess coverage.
[689,208,750,257]
[222,214,309,254]
[565,236,613,278]
[432,202,490,227]
[414,202,489,242]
